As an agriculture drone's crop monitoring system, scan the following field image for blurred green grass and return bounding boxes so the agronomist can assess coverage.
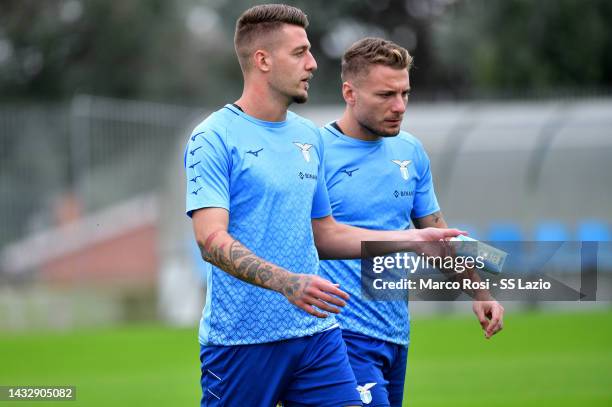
[405,309,612,407]
[0,310,611,406]
[0,324,201,406]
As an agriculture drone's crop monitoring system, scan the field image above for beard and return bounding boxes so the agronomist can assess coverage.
[291,93,308,104]
[379,130,400,138]
[358,117,401,138]
[271,77,309,106]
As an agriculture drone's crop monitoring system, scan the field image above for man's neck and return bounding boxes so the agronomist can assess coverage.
[235,83,289,122]
[337,109,380,142]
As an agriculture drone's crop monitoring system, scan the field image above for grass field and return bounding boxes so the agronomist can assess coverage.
[405,309,612,407]
[0,310,611,406]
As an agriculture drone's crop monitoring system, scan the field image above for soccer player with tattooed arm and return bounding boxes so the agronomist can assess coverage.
[185,4,464,406]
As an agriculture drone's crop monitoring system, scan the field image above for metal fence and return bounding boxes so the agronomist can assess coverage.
[0,95,203,250]
[0,103,70,248]
[0,95,206,330]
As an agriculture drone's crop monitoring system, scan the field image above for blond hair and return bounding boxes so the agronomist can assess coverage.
[341,37,413,81]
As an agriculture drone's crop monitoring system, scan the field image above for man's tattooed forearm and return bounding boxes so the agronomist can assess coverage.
[241,256,263,282]
[201,241,230,270]
[229,242,251,263]
[202,238,290,290]
[258,264,274,284]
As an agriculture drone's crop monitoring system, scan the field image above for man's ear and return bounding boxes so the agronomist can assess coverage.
[253,49,272,72]
[342,81,356,106]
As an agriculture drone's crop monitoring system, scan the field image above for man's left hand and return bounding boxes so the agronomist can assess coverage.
[472,299,504,339]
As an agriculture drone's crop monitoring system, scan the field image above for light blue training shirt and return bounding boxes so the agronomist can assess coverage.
[185,104,335,346]
[319,122,440,346]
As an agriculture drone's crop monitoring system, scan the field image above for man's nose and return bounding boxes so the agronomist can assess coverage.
[391,95,406,113]
[305,51,317,72]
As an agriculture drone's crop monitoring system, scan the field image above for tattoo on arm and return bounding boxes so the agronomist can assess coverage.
[203,230,223,253]
[280,274,310,299]
[200,233,293,292]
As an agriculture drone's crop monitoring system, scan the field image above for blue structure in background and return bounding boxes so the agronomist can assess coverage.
[488,222,523,242]
[577,221,611,241]
[533,221,574,273]
[534,222,569,241]
[453,223,481,240]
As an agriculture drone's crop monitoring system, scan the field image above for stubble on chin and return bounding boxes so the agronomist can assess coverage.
[379,128,401,138]
[360,120,400,138]
[292,93,308,104]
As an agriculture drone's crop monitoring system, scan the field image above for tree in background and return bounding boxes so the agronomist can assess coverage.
[0,0,611,104]
[435,0,612,97]
[0,0,201,102]
[0,0,449,104]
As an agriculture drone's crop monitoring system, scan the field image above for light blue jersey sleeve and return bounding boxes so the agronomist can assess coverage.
[411,142,440,219]
[185,125,231,217]
[311,132,332,219]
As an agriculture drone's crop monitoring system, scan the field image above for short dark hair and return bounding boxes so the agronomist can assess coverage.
[341,37,413,82]
[234,4,309,72]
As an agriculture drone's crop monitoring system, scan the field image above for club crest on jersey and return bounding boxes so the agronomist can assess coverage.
[357,383,377,404]
[391,159,412,180]
[294,142,313,162]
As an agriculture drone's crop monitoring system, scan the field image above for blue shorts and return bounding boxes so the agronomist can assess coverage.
[200,327,362,406]
[342,330,408,407]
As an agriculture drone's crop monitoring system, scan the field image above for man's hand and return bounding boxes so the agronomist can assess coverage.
[410,227,466,257]
[412,227,466,241]
[412,214,504,338]
[280,273,350,318]
[472,299,505,339]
